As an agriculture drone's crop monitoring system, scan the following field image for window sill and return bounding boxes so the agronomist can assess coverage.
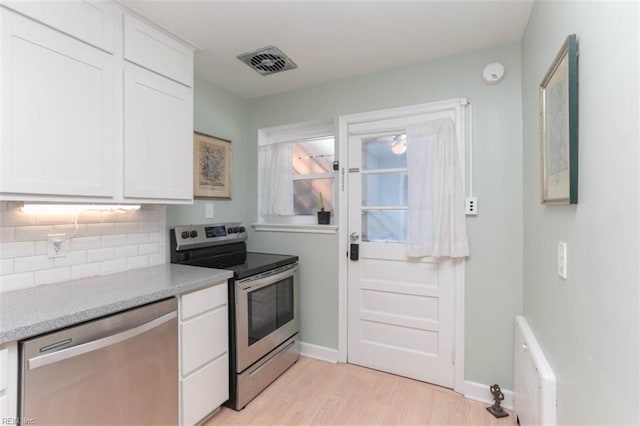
[252,223,338,235]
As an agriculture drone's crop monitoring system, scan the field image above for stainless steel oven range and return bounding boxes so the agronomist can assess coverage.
[170,223,299,410]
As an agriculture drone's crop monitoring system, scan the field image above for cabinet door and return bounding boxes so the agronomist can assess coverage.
[0,10,115,197]
[123,65,193,201]
[1,1,115,52]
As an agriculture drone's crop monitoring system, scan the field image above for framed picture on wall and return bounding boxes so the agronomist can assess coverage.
[540,33,579,204]
[193,132,232,198]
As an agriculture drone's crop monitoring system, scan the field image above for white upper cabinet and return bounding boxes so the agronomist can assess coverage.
[124,64,193,201]
[124,14,193,87]
[0,9,115,197]
[0,2,195,203]
[1,0,116,52]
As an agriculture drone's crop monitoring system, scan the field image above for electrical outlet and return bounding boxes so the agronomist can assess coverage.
[558,242,567,280]
[205,202,214,219]
[47,233,67,259]
[465,197,478,215]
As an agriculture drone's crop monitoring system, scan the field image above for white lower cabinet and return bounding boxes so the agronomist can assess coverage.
[0,342,18,422]
[179,284,229,425]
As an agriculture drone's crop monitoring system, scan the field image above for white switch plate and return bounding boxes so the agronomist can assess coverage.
[558,242,567,280]
[465,197,478,215]
[205,202,214,219]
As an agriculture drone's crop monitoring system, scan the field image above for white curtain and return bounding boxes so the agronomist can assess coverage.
[405,117,469,258]
[259,143,294,215]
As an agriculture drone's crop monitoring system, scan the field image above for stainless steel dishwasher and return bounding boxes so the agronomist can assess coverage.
[20,298,178,425]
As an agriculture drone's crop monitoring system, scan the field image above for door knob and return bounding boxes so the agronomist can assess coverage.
[350,232,360,242]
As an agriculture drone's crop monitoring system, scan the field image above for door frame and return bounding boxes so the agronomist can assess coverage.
[336,99,468,394]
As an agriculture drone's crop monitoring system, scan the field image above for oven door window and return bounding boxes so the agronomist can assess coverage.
[247,275,294,346]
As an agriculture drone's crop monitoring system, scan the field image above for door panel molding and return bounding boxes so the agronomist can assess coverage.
[337,100,467,394]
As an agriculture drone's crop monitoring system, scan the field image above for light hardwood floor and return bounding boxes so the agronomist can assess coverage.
[205,357,515,425]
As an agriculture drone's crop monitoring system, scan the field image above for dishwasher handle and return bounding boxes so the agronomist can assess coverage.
[28,311,177,370]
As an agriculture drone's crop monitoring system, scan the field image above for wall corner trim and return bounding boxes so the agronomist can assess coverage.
[299,342,338,363]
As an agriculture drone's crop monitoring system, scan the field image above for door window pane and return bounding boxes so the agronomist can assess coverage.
[362,135,407,170]
[293,178,333,215]
[363,173,408,207]
[362,210,407,242]
[292,138,335,175]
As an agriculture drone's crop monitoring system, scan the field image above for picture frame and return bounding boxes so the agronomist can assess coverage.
[540,33,579,204]
[193,132,232,199]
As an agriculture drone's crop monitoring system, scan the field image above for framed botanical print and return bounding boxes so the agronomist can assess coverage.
[540,34,579,204]
[193,132,232,198]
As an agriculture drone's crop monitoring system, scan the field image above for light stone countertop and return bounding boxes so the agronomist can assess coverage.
[0,264,232,344]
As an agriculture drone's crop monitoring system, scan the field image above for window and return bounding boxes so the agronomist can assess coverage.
[257,122,336,229]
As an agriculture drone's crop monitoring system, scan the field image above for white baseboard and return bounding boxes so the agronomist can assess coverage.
[464,380,514,410]
[299,342,338,363]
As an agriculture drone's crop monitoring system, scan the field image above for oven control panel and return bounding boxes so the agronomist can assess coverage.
[172,223,247,250]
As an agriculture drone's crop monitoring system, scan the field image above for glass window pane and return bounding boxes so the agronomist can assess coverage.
[362,210,407,242]
[363,172,408,207]
[293,178,334,215]
[362,135,407,170]
[292,137,335,175]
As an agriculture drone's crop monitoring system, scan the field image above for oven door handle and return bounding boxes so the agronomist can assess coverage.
[237,264,297,292]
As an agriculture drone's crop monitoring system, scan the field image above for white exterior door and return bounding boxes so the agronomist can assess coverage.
[346,126,460,388]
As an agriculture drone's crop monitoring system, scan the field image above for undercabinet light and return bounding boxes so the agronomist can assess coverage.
[21,204,141,214]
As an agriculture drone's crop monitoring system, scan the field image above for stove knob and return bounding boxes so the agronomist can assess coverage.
[189,230,198,238]
[232,227,238,233]
[227,227,235,234]
[181,231,189,239]
[238,226,246,233]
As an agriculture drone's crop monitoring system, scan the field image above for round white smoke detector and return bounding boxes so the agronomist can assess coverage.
[482,62,505,84]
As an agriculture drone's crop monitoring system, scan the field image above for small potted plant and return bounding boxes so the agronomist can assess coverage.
[317,192,331,225]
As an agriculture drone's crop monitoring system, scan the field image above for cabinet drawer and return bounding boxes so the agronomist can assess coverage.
[0,394,7,420]
[124,14,193,86]
[181,354,228,426]
[181,306,228,376]
[1,1,115,52]
[0,348,7,392]
[180,284,227,321]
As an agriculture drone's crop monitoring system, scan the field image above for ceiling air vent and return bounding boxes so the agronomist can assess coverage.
[237,45,298,76]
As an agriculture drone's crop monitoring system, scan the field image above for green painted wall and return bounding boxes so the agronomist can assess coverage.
[521,2,639,423]
[246,42,523,388]
[167,76,249,227]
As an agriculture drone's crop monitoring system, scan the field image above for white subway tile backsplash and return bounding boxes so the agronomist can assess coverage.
[14,225,55,241]
[0,259,14,275]
[35,267,70,286]
[101,234,127,248]
[101,258,127,275]
[0,228,14,243]
[115,222,138,234]
[53,251,88,267]
[115,245,138,258]
[0,211,36,226]
[53,224,88,238]
[70,237,101,251]
[139,243,159,255]
[88,223,116,236]
[127,255,149,269]
[87,248,115,263]
[126,233,148,245]
[139,221,159,232]
[0,241,35,259]
[71,263,101,280]
[0,204,167,292]
[0,272,34,292]
[14,255,53,273]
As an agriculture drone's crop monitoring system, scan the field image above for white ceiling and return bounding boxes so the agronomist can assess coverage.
[123,0,534,99]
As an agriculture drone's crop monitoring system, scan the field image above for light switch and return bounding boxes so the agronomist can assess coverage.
[558,242,567,280]
[205,203,214,219]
